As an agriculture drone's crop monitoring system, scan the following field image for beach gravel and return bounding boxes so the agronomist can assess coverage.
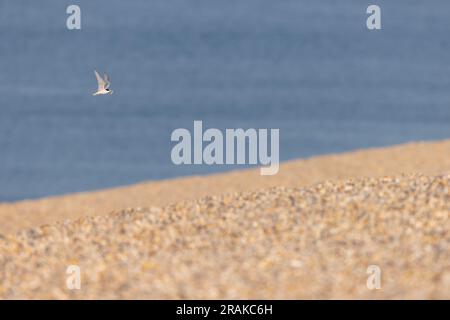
[1,140,449,235]
[0,174,448,299]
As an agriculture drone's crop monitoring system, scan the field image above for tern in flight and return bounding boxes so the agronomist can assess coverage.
[93,70,113,96]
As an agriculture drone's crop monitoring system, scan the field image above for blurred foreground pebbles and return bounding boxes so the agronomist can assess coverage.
[0,174,448,299]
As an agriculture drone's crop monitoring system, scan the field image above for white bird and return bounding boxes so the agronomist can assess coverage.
[93,70,113,96]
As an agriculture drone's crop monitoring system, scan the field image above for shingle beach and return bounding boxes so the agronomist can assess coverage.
[0,141,449,299]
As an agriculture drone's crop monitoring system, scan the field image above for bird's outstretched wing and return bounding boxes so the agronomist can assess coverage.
[104,73,111,89]
[94,70,106,90]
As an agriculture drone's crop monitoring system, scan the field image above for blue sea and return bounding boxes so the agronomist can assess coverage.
[0,1,449,201]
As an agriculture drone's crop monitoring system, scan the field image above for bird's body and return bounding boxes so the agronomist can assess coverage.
[93,70,113,96]
[93,88,112,96]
